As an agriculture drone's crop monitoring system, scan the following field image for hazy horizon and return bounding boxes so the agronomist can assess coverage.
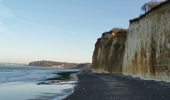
[0,0,151,64]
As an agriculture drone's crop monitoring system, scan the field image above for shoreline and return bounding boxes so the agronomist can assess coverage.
[0,65,80,100]
[64,69,170,100]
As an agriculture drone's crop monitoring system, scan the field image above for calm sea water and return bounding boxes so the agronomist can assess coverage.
[0,64,79,100]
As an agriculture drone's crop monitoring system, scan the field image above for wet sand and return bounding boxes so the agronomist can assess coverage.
[0,68,80,100]
[64,69,170,100]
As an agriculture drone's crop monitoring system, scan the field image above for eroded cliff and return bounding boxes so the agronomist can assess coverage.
[123,1,170,81]
[92,1,170,81]
[92,28,127,72]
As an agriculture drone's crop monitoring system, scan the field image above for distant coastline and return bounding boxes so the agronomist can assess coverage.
[28,60,78,68]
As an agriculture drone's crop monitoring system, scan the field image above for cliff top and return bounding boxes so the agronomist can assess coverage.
[101,28,127,38]
[109,28,128,37]
[111,28,128,34]
[130,0,170,23]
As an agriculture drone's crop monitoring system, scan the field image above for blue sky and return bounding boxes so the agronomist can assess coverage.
[0,0,151,64]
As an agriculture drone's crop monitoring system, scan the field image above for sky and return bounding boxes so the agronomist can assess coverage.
[0,0,154,64]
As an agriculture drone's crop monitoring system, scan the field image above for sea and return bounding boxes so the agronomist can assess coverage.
[0,64,80,100]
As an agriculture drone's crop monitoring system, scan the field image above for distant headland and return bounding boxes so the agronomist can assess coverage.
[28,60,78,68]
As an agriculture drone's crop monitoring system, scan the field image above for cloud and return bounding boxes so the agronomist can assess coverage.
[0,6,13,19]
[0,0,13,33]
[0,0,13,19]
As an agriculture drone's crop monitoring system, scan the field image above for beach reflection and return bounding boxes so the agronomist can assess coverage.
[0,81,76,100]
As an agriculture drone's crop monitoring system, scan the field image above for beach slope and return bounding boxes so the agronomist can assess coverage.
[64,69,170,100]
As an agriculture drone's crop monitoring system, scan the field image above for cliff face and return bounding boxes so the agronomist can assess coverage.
[92,28,127,72]
[92,1,170,81]
[123,1,170,81]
